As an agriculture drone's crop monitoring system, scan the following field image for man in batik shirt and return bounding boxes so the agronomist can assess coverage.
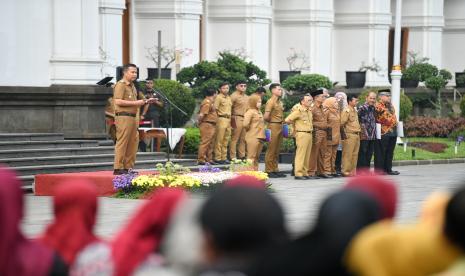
[357,91,377,169]
[374,89,400,175]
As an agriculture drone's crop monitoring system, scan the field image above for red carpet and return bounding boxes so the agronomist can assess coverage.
[34,170,153,196]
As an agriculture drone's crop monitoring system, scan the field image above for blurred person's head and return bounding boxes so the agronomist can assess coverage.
[366,91,377,106]
[419,191,451,227]
[112,188,187,276]
[218,82,230,95]
[145,79,154,89]
[254,87,266,98]
[235,80,247,93]
[269,83,282,97]
[335,91,348,110]
[345,174,398,219]
[322,88,330,98]
[40,179,98,265]
[347,94,359,108]
[204,88,216,98]
[311,89,325,105]
[247,95,262,111]
[378,89,391,104]
[444,186,465,251]
[199,186,287,263]
[300,94,312,108]
[0,166,55,276]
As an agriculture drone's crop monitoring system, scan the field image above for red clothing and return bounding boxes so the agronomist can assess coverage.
[39,179,99,265]
[0,166,54,276]
[111,188,186,276]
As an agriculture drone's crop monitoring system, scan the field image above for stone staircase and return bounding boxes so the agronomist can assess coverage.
[0,133,198,190]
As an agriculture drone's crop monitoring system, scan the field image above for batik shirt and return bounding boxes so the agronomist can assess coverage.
[375,101,398,136]
[358,103,376,140]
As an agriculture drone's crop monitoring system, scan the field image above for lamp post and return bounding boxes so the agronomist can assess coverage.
[391,0,402,122]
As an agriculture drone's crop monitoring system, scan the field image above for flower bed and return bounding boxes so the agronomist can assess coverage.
[113,162,269,199]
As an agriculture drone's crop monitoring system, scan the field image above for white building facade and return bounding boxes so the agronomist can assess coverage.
[3,0,465,87]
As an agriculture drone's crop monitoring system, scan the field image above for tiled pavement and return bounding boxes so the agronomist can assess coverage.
[22,163,465,238]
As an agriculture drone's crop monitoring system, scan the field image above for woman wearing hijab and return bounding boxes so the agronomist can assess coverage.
[249,189,382,276]
[243,94,266,170]
[40,180,99,266]
[199,184,288,275]
[344,186,465,276]
[0,166,67,276]
[112,188,187,276]
[322,97,341,177]
[334,91,348,175]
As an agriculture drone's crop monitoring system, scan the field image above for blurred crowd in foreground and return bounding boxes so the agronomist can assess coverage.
[1,165,465,276]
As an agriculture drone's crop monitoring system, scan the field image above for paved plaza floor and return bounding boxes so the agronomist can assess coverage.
[22,163,465,238]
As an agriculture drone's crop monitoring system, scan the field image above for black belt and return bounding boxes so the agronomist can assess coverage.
[116,112,136,117]
[105,114,115,119]
[218,115,231,119]
[202,121,216,126]
[346,131,361,134]
[296,130,313,133]
[233,114,244,117]
[269,121,283,124]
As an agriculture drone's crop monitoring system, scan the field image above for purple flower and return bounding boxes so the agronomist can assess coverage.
[113,171,138,191]
[199,163,222,173]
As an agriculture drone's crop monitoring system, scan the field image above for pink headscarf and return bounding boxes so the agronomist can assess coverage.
[0,166,54,276]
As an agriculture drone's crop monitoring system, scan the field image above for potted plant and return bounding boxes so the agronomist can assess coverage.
[279,48,311,83]
[425,68,452,117]
[282,73,332,95]
[455,70,465,88]
[145,46,192,80]
[346,59,383,88]
[401,66,420,88]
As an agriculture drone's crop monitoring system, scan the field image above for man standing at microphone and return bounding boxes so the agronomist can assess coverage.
[113,64,156,175]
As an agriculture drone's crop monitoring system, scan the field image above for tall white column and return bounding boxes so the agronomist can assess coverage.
[133,0,202,80]
[443,0,465,85]
[333,0,391,86]
[99,0,126,78]
[206,0,272,75]
[391,0,403,122]
[50,0,103,84]
[401,0,444,68]
[273,0,334,81]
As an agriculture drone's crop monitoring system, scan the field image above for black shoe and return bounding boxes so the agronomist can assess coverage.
[223,160,231,164]
[276,172,287,177]
[214,160,224,164]
[387,170,400,175]
[267,172,280,178]
[294,176,306,180]
[113,169,125,175]
[304,176,311,179]
[317,174,332,179]
[307,175,320,180]
[197,161,206,166]
[331,173,341,178]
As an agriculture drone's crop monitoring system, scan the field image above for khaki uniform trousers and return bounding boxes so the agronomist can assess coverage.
[114,115,139,170]
[106,117,116,143]
[265,123,282,172]
[246,138,263,170]
[308,130,327,176]
[323,145,339,175]
[214,117,231,161]
[198,122,216,163]
[230,116,246,159]
[207,131,217,162]
[294,132,313,177]
[342,133,360,175]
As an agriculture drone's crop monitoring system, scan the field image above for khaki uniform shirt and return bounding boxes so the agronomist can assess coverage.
[341,106,362,134]
[230,91,249,116]
[105,97,115,118]
[326,110,341,145]
[199,98,217,123]
[265,95,284,123]
[113,80,143,114]
[214,93,232,118]
[243,109,266,140]
[286,105,313,132]
[312,104,328,130]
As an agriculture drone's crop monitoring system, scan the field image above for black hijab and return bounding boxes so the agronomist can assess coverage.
[249,189,381,276]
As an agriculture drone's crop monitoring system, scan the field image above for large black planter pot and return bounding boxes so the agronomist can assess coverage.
[147,68,172,80]
[401,79,419,88]
[278,153,294,164]
[455,72,465,88]
[279,71,301,83]
[346,71,366,88]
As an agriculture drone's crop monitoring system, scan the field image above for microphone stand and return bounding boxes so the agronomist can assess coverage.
[153,89,187,162]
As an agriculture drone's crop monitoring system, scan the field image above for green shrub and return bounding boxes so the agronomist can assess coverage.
[404,116,465,137]
[282,96,301,111]
[151,79,196,127]
[177,52,271,98]
[282,74,332,94]
[402,66,420,81]
[460,97,465,118]
[410,92,436,109]
[439,69,453,82]
[175,127,200,154]
[415,63,439,82]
